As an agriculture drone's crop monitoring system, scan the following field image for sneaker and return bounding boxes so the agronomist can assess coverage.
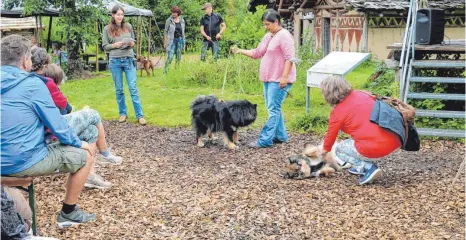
[359,163,382,185]
[118,115,127,123]
[57,206,96,228]
[85,174,112,189]
[98,151,122,165]
[349,167,365,175]
[247,141,261,149]
[272,138,287,144]
[26,236,60,240]
[138,118,147,126]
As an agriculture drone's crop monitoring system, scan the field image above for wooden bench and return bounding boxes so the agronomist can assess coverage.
[1,176,37,235]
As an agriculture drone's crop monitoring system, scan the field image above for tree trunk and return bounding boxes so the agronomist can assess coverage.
[66,37,86,79]
[64,0,86,79]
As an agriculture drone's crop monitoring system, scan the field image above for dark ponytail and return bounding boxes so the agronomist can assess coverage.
[262,9,281,24]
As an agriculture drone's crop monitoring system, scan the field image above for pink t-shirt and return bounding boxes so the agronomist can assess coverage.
[251,29,296,83]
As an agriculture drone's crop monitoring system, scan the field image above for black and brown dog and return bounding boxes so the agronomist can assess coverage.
[190,95,257,150]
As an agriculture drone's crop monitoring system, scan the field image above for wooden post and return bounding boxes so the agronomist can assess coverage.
[39,16,43,47]
[294,11,302,47]
[139,16,143,57]
[46,16,52,52]
[34,16,39,45]
[310,16,315,53]
[335,11,340,51]
[362,12,369,52]
[323,17,331,56]
[136,16,141,57]
[95,21,99,72]
[148,17,151,58]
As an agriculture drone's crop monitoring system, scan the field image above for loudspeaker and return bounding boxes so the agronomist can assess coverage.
[415,8,445,45]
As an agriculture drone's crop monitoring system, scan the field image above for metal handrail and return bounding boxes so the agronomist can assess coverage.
[399,0,415,68]
[399,0,417,101]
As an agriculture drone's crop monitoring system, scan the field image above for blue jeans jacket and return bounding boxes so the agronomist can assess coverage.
[370,100,406,147]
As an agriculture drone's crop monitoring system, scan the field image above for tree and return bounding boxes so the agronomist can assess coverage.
[4,0,106,79]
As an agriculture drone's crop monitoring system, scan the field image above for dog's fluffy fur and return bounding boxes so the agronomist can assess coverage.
[190,95,257,149]
[282,145,341,179]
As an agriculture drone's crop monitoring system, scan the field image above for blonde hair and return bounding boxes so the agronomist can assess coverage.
[43,64,65,86]
[320,76,352,106]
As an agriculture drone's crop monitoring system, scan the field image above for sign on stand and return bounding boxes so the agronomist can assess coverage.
[305,52,371,112]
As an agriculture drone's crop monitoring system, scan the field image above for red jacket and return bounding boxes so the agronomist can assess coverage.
[44,77,68,109]
[323,91,401,158]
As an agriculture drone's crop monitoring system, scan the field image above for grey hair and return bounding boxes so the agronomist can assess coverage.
[31,47,51,72]
[320,75,353,106]
[1,35,31,67]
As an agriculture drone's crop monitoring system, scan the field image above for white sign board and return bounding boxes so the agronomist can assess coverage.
[307,52,371,88]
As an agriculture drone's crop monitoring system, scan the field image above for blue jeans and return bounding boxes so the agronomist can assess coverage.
[164,38,184,73]
[109,57,144,119]
[257,82,292,147]
[201,40,219,61]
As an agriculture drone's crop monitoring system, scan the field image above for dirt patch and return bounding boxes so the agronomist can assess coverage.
[34,122,465,239]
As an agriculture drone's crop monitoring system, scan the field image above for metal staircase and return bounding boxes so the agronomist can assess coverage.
[399,0,465,138]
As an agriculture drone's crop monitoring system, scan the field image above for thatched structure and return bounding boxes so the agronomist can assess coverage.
[346,0,465,12]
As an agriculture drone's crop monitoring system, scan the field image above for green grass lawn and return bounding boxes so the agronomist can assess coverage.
[61,56,375,134]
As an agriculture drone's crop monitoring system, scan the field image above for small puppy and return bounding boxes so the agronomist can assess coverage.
[282,145,341,179]
[190,95,257,149]
[136,56,154,77]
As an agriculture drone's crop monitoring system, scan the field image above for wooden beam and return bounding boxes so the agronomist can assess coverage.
[278,0,284,10]
[299,0,308,9]
[314,4,345,10]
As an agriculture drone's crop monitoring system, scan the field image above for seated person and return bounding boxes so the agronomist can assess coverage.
[1,186,59,239]
[30,47,71,115]
[1,34,96,228]
[31,48,123,189]
[44,64,72,115]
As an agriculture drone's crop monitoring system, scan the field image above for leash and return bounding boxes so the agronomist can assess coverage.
[220,57,230,100]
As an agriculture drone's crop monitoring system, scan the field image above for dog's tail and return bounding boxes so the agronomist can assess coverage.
[190,95,218,110]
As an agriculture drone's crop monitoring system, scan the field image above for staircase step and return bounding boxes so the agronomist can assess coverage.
[416,110,465,118]
[410,77,466,84]
[407,93,465,101]
[417,128,465,138]
[411,60,465,69]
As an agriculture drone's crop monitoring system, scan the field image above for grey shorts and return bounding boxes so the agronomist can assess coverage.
[10,142,87,177]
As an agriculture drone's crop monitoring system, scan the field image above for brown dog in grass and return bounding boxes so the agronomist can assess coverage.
[136,56,155,77]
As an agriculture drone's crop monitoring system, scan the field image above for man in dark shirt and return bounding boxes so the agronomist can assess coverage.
[199,2,226,61]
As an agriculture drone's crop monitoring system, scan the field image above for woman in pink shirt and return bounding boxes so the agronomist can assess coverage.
[232,10,296,148]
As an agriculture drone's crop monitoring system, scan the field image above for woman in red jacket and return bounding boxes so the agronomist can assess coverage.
[320,76,401,185]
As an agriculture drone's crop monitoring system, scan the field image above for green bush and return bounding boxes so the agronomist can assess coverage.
[164,56,262,95]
